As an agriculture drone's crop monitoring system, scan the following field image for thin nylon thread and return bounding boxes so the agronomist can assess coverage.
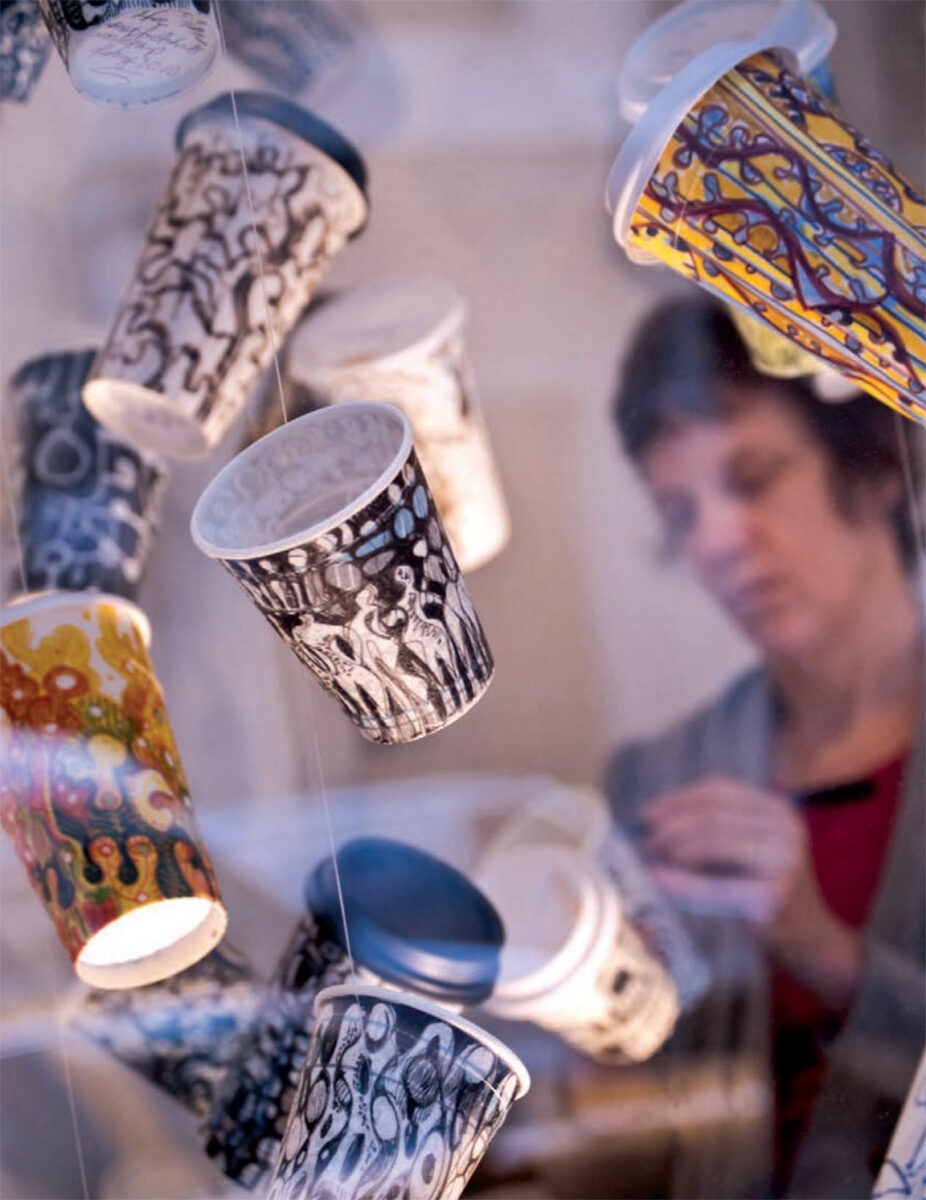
[213,4,357,992]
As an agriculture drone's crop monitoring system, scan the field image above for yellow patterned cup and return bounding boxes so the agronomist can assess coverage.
[608,46,926,425]
[0,591,226,988]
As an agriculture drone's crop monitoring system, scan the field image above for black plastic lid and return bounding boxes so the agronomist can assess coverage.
[306,838,504,1006]
[175,90,368,202]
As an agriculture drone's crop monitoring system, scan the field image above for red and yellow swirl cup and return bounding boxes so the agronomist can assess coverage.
[608,42,926,424]
[0,591,225,988]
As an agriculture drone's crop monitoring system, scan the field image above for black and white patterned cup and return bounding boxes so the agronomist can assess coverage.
[205,838,503,1190]
[83,92,368,460]
[284,278,511,574]
[1,0,51,102]
[9,349,167,600]
[268,984,530,1200]
[203,913,362,1190]
[36,0,218,107]
[69,944,262,1118]
[190,403,494,744]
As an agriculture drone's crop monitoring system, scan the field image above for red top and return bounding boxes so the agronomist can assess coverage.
[771,754,907,1190]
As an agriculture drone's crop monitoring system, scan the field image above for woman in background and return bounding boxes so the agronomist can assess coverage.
[606,298,924,1198]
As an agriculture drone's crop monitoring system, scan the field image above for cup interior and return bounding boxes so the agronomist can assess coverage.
[191,404,412,559]
[75,897,228,990]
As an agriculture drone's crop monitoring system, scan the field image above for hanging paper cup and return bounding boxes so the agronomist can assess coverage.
[69,943,262,1117]
[477,843,680,1062]
[607,12,926,424]
[190,403,494,744]
[205,838,503,1190]
[83,92,368,459]
[1,0,52,103]
[267,984,529,1200]
[36,0,219,107]
[8,349,167,600]
[0,591,226,987]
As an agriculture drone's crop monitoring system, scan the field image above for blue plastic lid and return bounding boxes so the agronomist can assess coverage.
[306,838,504,1006]
[175,90,368,203]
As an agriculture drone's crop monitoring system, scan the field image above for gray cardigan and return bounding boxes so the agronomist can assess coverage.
[605,668,925,1199]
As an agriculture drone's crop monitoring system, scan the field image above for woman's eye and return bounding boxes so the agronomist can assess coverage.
[728,457,788,499]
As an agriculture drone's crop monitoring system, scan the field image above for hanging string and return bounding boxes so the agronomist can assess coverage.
[213,3,358,992]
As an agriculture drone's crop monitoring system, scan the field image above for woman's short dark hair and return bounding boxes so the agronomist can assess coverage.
[613,296,924,569]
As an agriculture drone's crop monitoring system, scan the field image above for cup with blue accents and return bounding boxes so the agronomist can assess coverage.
[191,402,494,744]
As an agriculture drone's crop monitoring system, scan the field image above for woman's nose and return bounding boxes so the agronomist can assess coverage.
[688,498,753,574]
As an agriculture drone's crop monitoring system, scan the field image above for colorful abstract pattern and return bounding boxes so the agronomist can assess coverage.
[198,408,494,744]
[72,943,261,1117]
[10,349,166,599]
[0,597,221,962]
[88,103,366,456]
[205,914,362,1191]
[268,990,523,1200]
[0,0,51,102]
[628,50,926,424]
[284,330,511,574]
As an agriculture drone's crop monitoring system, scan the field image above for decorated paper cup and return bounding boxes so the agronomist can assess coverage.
[69,943,262,1117]
[190,403,494,744]
[36,0,218,107]
[282,278,511,573]
[205,838,503,1189]
[9,349,167,600]
[268,984,530,1200]
[608,24,926,422]
[1,0,52,102]
[477,843,680,1062]
[0,591,226,987]
[83,92,368,460]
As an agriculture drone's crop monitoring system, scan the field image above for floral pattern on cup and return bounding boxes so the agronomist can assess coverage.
[84,94,367,458]
[625,50,926,424]
[9,349,166,600]
[268,986,528,1200]
[0,592,224,984]
[71,943,261,1116]
[1,0,51,102]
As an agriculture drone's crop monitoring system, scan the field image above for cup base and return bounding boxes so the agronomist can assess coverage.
[75,897,227,990]
[83,378,213,460]
[67,7,219,109]
[352,668,494,745]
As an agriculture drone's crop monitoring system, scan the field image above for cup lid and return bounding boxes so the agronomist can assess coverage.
[289,278,467,378]
[618,0,836,121]
[175,90,368,202]
[306,838,504,1006]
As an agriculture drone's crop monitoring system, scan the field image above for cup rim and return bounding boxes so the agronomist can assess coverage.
[616,0,836,122]
[0,589,152,648]
[190,402,415,562]
[606,36,784,251]
[314,982,532,1099]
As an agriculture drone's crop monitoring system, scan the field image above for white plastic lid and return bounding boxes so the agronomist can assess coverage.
[618,0,836,121]
[288,278,467,378]
[607,0,836,253]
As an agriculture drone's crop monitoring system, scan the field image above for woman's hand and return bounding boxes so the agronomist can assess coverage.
[640,776,862,1011]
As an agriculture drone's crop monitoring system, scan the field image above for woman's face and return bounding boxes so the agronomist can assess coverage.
[640,391,898,661]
